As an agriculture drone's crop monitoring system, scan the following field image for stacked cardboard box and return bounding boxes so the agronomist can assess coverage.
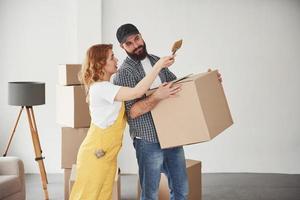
[56,64,91,200]
[61,127,88,199]
[56,64,90,128]
[137,159,202,199]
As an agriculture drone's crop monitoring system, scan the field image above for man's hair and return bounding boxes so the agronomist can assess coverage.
[116,23,140,44]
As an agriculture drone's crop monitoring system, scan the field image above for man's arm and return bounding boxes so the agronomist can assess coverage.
[129,94,160,119]
[129,66,179,119]
[114,63,180,120]
[129,82,181,119]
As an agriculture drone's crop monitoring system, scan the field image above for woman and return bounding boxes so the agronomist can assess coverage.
[69,44,181,200]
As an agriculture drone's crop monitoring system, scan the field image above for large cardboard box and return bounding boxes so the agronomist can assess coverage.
[137,159,201,199]
[61,127,89,168]
[69,164,121,200]
[58,64,82,85]
[148,70,233,148]
[56,85,90,128]
[64,168,71,200]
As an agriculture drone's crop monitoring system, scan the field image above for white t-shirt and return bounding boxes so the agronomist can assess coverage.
[141,57,162,89]
[89,81,122,129]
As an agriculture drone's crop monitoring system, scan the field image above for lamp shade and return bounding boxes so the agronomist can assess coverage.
[8,82,45,106]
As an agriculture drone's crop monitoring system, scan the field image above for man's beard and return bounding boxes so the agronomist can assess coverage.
[126,43,148,60]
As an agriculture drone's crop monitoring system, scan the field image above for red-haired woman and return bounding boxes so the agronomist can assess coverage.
[69,44,180,200]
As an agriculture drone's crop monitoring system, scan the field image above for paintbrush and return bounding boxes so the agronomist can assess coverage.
[171,39,183,55]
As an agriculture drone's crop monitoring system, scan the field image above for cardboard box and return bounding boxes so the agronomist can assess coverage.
[69,164,121,200]
[137,159,201,199]
[113,168,121,200]
[69,165,76,192]
[148,70,233,148]
[64,168,71,200]
[61,127,89,169]
[58,64,82,85]
[56,85,91,128]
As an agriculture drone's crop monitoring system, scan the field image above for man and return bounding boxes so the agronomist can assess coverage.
[114,24,223,199]
[113,23,188,200]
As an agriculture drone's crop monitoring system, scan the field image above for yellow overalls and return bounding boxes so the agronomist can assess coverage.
[69,103,126,200]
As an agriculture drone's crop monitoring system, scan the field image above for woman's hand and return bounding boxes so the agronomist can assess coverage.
[155,55,176,69]
[152,82,181,100]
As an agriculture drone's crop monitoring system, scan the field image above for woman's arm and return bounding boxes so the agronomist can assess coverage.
[114,55,175,101]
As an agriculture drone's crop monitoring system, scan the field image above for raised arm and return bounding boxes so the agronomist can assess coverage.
[128,64,179,119]
[114,55,175,101]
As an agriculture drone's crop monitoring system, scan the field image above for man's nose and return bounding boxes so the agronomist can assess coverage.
[133,42,139,49]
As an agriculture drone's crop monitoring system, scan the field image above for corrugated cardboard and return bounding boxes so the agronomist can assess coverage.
[69,164,121,200]
[58,64,82,85]
[137,159,201,199]
[113,168,121,200]
[148,70,233,148]
[64,168,71,200]
[56,85,90,128]
[61,127,89,168]
[69,165,76,192]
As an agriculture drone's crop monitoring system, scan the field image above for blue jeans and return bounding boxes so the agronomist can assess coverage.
[133,138,189,200]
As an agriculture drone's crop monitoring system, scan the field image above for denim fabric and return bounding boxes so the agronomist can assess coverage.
[134,138,189,200]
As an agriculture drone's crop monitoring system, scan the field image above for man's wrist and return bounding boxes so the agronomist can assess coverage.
[150,91,162,102]
[144,94,160,109]
[129,94,160,119]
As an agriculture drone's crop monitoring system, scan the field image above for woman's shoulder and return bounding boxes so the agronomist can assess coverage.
[90,81,120,92]
[91,81,111,88]
[89,81,121,104]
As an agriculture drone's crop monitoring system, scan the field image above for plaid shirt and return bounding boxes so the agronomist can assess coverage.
[113,54,177,143]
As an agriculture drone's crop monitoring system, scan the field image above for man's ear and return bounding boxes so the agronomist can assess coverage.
[120,43,125,50]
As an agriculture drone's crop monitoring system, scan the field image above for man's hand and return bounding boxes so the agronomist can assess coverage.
[152,82,182,100]
[208,68,222,83]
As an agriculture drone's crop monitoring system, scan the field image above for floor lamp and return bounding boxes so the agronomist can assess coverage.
[3,82,49,200]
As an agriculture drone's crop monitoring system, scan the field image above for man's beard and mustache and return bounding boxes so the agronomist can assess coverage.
[126,43,148,61]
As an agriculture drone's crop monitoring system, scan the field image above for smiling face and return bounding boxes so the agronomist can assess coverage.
[121,33,148,60]
[103,49,118,77]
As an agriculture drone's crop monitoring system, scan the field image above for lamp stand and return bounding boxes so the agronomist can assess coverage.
[3,106,49,200]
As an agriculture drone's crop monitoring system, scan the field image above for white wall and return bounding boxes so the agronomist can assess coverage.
[1,0,299,174]
[0,0,102,173]
[102,0,300,173]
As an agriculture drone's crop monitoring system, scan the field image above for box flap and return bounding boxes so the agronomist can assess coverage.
[146,70,217,96]
[146,73,193,96]
[179,70,218,83]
